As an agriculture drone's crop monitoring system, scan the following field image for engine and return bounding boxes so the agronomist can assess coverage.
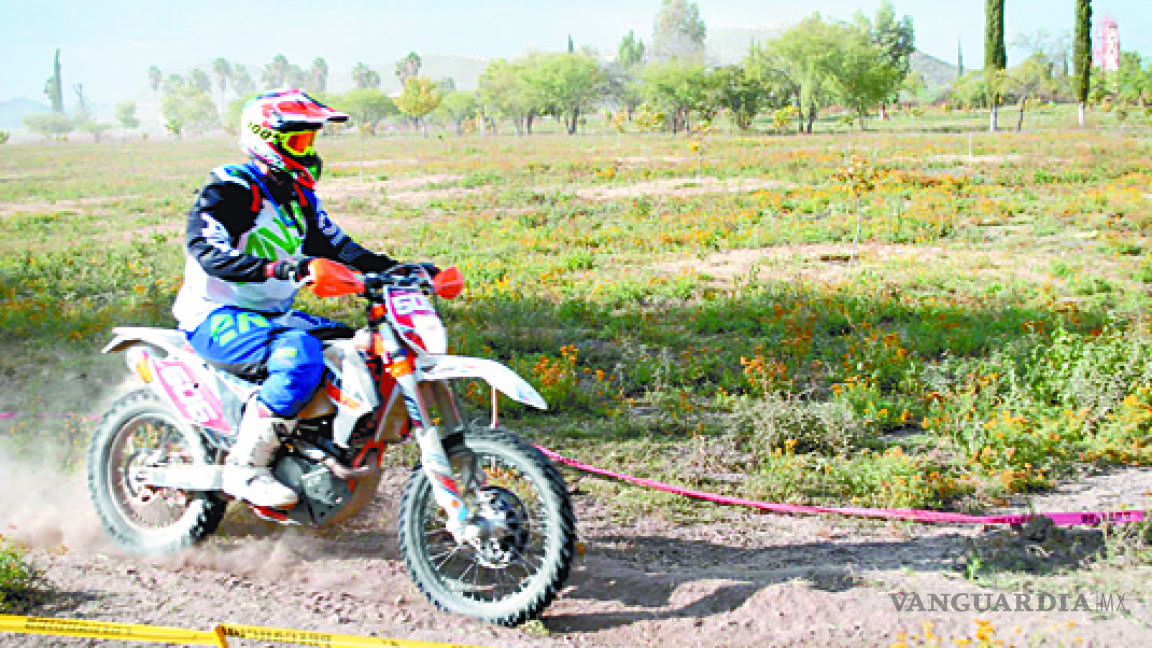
[270,414,374,525]
[272,452,353,525]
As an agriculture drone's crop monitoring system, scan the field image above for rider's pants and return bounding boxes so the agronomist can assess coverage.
[185,307,343,417]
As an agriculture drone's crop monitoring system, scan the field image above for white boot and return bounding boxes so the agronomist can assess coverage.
[223,400,299,508]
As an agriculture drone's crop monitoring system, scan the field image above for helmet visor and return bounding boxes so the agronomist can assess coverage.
[281,130,317,157]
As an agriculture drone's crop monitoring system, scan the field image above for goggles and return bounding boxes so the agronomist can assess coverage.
[280,130,317,156]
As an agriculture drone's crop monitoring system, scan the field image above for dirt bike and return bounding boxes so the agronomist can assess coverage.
[86,260,576,627]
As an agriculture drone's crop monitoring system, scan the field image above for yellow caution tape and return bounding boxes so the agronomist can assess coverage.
[218,622,488,647]
[0,614,490,647]
[0,614,226,646]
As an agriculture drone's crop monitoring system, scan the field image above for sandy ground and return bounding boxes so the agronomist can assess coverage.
[3,446,1152,648]
[3,173,1151,646]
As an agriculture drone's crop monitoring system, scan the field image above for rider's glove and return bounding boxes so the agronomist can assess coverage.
[267,258,314,282]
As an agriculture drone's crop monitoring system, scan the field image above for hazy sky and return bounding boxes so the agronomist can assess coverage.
[2,0,1149,105]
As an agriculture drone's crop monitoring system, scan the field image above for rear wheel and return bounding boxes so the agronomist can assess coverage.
[87,389,227,555]
[398,427,576,626]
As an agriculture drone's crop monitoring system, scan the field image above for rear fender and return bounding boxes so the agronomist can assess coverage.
[103,327,248,435]
[102,326,191,357]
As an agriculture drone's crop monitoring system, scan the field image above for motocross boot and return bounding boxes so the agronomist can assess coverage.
[223,399,299,508]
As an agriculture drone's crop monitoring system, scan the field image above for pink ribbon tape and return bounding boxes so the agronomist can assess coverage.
[536,446,1148,528]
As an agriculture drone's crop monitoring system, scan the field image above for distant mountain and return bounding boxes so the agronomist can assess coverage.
[393,55,490,93]
[706,25,789,65]
[910,50,960,90]
[0,97,51,130]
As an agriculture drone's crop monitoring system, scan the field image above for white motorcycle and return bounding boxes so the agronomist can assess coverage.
[87,260,576,626]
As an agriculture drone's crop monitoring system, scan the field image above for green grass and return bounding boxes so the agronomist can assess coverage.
[0,537,45,613]
[4,104,1152,519]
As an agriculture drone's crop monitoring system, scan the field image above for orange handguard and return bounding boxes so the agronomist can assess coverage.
[432,266,464,299]
[308,258,365,297]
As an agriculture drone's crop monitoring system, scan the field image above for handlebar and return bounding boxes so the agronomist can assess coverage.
[307,259,462,300]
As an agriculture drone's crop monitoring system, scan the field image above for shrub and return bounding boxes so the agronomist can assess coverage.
[728,391,863,455]
[0,537,45,613]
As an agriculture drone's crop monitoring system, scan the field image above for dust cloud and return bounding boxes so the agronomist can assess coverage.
[0,368,139,553]
[0,444,111,552]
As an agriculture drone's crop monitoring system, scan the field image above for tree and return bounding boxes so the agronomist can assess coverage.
[45,49,64,113]
[189,69,212,94]
[1005,53,1059,130]
[618,30,646,68]
[985,0,1007,131]
[436,90,480,134]
[148,66,162,94]
[394,76,443,137]
[1073,0,1092,126]
[23,113,73,139]
[743,41,800,119]
[210,58,234,117]
[115,101,140,133]
[262,54,293,89]
[949,70,989,109]
[853,1,915,119]
[81,122,113,143]
[827,28,903,129]
[310,58,329,93]
[606,31,649,121]
[651,0,706,62]
[478,57,542,134]
[211,58,232,95]
[769,14,841,133]
[1113,52,1151,107]
[72,83,93,125]
[340,88,397,134]
[958,39,965,77]
[639,60,710,133]
[523,51,606,135]
[395,52,422,85]
[352,63,381,89]
[711,65,770,130]
[232,67,255,95]
[160,77,219,137]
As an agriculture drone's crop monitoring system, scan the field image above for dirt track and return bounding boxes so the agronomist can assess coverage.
[4,451,1152,647]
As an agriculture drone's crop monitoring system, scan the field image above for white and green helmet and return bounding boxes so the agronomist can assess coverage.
[239,89,348,188]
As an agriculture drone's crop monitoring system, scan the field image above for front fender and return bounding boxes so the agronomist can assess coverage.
[415,355,547,410]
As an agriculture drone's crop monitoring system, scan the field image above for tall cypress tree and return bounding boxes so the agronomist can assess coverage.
[1074,0,1092,126]
[44,48,64,113]
[984,0,1006,131]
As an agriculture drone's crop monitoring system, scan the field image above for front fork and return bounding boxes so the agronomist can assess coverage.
[379,327,473,539]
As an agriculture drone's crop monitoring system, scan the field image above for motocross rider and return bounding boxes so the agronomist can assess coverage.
[172,89,406,508]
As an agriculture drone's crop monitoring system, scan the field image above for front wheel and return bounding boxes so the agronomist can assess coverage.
[398,427,576,626]
[87,389,228,555]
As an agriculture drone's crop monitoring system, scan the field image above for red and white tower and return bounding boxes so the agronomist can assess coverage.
[1094,15,1120,72]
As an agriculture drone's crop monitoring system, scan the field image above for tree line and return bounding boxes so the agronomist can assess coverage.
[16,0,1152,142]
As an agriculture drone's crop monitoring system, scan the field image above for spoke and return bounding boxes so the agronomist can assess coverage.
[506,546,543,575]
[432,543,465,571]
[426,544,460,564]
[452,559,478,592]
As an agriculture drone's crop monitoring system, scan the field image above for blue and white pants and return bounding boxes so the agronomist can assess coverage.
[186,307,345,417]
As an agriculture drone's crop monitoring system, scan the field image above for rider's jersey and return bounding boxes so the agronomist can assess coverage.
[173,163,395,332]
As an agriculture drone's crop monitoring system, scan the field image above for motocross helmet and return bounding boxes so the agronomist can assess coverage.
[239,89,348,189]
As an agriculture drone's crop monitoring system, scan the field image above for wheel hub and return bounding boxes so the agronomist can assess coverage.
[467,486,530,568]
